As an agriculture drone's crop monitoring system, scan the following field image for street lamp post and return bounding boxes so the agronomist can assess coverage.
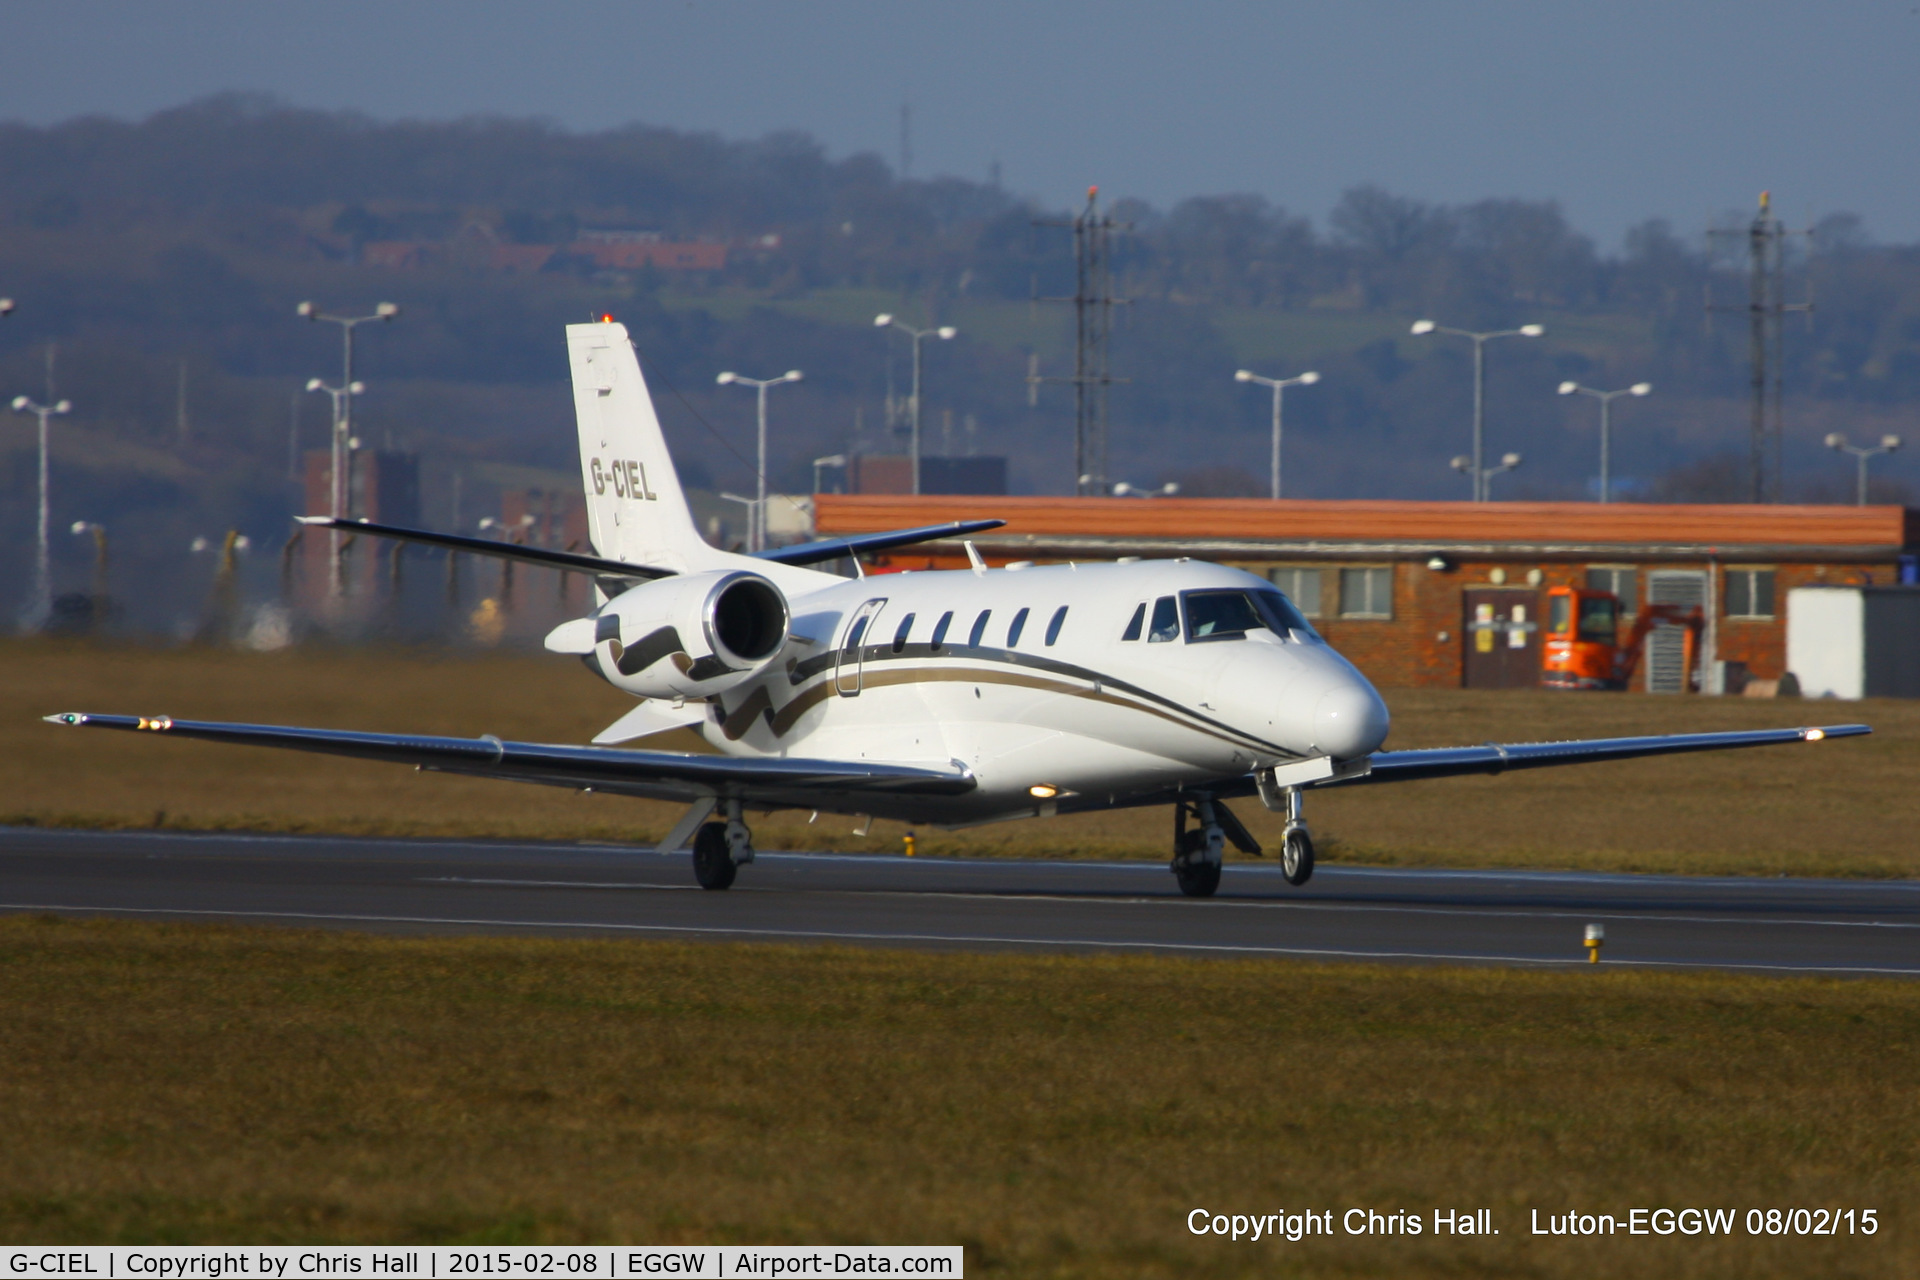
[1452,451,1524,499]
[304,377,366,595]
[70,521,107,604]
[875,315,956,495]
[716,369,803,552]
[716,493,757,552]
[1558,381,1653,503]
[1412,320,1545,501]
[11,394,71,629]
[1824,432,1902,505]
[1234,368,1321,499]
[812,454,849,494]
[297,301,398,596]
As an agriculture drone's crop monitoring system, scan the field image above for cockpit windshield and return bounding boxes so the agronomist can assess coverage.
[1180,589,1318,642]
[1254,588,1318,640]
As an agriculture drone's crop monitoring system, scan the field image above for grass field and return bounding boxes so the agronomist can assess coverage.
[3,637,1915,877]
[0,916,1911,1276]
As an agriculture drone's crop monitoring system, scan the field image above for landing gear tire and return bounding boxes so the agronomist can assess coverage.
[692,821,737,891]
[1172,830,1222,898]
[1281,829,1315,886]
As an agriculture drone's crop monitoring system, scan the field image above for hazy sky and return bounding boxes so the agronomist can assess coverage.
[7,1,1920,247]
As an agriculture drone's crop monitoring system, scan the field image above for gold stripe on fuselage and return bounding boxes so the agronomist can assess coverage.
[717,657,1294,759]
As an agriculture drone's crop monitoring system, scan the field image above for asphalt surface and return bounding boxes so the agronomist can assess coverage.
[1,826,1916,976]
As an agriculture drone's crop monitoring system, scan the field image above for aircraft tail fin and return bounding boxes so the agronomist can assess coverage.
[568,321,723,573]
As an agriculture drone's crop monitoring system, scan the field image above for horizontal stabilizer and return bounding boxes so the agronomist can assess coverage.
[756,519,1006,567]
[296,516,672,580]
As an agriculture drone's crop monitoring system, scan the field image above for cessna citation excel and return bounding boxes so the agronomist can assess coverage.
[48,321,1869,896]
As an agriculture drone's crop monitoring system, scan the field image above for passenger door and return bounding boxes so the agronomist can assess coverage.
[835,598,887,696]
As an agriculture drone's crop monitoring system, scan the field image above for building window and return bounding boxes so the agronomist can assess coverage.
[1268,566,1323,617]
[1338,566,1393,619]
[1585,566,1638,613]
[1725,568,1776,619]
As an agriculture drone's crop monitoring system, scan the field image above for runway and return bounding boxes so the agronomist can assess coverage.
[2,826,1916,976]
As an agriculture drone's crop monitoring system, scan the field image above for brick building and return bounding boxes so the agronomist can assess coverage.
[813,495,1920,691]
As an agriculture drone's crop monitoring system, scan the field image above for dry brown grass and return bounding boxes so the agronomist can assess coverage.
[0,916,1912,1277]
[3,638,1914,876]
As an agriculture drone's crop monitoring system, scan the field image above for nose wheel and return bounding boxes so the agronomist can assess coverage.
[1281,828,1314,885]
[1278,782,1314,885]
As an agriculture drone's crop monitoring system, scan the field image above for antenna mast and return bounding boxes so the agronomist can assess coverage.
[1031,187,1130,495]
[1707,191,1812,502]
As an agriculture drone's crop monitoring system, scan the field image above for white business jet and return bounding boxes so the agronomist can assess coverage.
[47,321,1868,895]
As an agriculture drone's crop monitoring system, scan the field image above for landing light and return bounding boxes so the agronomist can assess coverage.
[1805,728,1826,742]
[1028,784,1059,799]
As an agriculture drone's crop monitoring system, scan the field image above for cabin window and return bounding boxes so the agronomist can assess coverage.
[1148,596,1180,643]
[892,613,915,652]
[1182,590,1265,642]
[1725,568,1776,619]
[1007,607,1030,647]
[1121,602,1146,641]
[1253,589,1317,639]
[931,611,953,649]
[1045,606,1069,645]
[1585,566,1638,614]
[1337,566,1393,619]
[844,616,870,653]
[1268,566,1323,617]
[968,610,991,646]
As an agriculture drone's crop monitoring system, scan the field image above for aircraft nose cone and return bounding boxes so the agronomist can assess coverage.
[1312,682,1390,759]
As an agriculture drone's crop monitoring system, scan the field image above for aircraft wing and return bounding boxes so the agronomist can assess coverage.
[295,517,673,580]
[1061,723,1870,816]
[42,712,976,808]
[1342,723,1869,786]
[755,519,1006,566]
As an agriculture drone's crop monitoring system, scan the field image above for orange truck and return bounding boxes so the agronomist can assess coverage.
[1541,585,1703,691]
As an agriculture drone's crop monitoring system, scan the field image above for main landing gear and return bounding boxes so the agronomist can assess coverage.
[1170,796,1225,897]
[691,799,756,890]
[1171,783,1316,897]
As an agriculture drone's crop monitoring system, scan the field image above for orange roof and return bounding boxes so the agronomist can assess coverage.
[815,495,1917,552]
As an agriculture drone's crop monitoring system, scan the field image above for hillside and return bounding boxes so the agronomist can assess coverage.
[1,95,1916,628]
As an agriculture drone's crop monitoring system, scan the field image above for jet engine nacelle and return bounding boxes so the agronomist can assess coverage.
[547,570,790,699]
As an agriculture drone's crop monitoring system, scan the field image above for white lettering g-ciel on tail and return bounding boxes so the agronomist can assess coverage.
[567,321,722,574]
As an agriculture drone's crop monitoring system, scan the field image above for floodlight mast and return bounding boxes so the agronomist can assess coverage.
[715,369,804,552]
[1825,432,1902,505]
[297,301,399,597]
[1235,368,1320,499]
[875,314,956,495]
[1413,320,1544,501]
[1558,381,1653,503]
[11,393,72,630]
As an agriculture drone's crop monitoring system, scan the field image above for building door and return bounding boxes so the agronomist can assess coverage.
[1462,589,1543,688]
[1645,571,1707,693]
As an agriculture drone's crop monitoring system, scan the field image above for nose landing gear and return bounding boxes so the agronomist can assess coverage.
[1259,772,1315,886]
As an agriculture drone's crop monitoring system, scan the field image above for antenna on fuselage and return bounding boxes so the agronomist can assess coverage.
[964,541,987,576]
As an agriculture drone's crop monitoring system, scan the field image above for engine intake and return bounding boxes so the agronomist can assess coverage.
[584,570,790,699]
